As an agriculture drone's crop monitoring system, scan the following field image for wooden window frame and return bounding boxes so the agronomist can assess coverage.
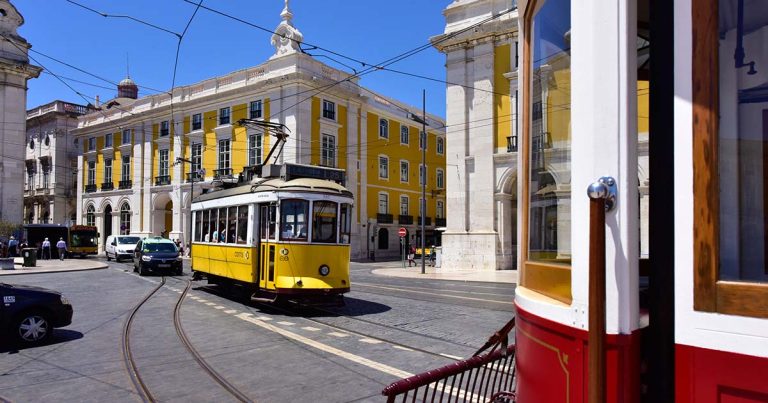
[520,0,572,305]
[692,0,768,318]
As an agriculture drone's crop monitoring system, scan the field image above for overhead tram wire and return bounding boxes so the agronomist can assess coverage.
[65,0,181,38]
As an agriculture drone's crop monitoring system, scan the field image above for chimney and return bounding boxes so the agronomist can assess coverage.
[95,95,100,108]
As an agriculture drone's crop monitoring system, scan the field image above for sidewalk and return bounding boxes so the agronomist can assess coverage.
[358,260,518,284]
[0,257,108,276]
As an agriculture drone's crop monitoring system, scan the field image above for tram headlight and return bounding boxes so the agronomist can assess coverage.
[318,265,330,276]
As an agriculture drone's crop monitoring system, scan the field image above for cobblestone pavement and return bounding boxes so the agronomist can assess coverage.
[0,258,515,402]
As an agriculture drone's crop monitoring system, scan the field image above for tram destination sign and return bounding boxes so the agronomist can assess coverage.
[282,163,345,184]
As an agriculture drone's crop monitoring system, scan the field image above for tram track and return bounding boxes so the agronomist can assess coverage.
[121,275,254,403]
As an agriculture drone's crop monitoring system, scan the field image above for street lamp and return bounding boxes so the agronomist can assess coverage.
[409,90,428,275]
[175,156,203,254]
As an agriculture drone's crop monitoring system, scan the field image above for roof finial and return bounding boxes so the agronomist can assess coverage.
[281,0,293,23]
[270,0,303,59]
[126,53,130,78]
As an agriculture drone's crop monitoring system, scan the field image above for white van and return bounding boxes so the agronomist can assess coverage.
[105,235,142,262]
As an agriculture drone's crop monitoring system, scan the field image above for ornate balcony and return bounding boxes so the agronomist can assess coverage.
[377,213,393,224]
[119,180,132,189]
[435,217,446,227]
[417,216,432,226]
[85,184,97,193]
[154,175,171,186]
[101,182,114,191]
[398,215,413,225]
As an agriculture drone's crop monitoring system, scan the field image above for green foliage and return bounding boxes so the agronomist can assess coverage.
[0,220,22,239]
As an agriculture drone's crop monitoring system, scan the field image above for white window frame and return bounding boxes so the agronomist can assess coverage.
[248,134,262,166]
[400,195,409,216]
[419,130,427,150]
[122,129,132,145]
[322,99,336,120]
[400,125,409,145]
[191,113,202,131]
[88,137,96,151]
[321,133,336,168]
[250,100,263,119]
[121,156,131,182]
[400,160,409,183]
[437,168,444,189]
[419,163,427,186]
[437,200,444,219]
[104,133,113,148]
[219,107,231,126]
[378,192,389,215]
[103,158,112,183]
[218,139,231,169]
[378,155,389,180]
[87,161,96,185]
[379,118,389,139]
[437,136,444,154]
[191,143,202,173]
[160,120,170,137]
[158,149,169,177]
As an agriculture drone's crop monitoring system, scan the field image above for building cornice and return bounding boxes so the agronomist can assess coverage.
[431,17,518,53]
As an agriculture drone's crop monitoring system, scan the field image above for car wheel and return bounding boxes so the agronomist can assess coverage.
[175,267,183,276]
[138,263,147,276]
[106,252,111,261]
[15,311,52,344]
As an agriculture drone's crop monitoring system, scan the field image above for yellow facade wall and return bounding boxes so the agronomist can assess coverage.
[232,103,247,171]
[113,130,121,185]
[638,80,649,134]
[546,66,571,144]
[494,43,512,150]
[203,111,217,175]
[151,123,159,180]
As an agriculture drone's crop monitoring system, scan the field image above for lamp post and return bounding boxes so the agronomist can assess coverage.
[409,90,428,275]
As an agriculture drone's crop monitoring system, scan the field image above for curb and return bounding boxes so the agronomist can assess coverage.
[0,262,108,276]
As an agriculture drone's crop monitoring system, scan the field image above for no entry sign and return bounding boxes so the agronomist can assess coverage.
[398,227,407,238]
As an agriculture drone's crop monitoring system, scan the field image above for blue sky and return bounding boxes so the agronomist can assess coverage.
[15,0,450,118]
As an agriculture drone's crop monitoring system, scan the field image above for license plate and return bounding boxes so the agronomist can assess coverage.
[158,264,171,268]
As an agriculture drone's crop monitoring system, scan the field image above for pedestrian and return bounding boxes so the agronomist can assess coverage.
[56,237,67,261]
[407,245,416,267]
[42,237,51,260]
[7,236,18,257]
[20,239,28,250]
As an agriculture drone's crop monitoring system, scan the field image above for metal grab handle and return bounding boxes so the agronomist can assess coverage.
[586,177,615,403]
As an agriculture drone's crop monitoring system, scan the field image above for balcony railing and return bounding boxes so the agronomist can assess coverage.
[186,171,204,183]
[507,135,518,152]
[119,179,132,189]
[398,215,413,225]
[155,175,171,186]
[417,216,432,226]
[435,217,446,227]
[101,182,114,191]
[214,168,233,179]
[85,184,97,193]
[377,213,394,224]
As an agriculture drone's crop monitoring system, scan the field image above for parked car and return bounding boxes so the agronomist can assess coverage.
[0,282,73,344]
[105,235,141,262]
[133,237,183,276]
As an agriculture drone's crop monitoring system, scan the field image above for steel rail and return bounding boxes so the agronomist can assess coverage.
[172,280,253,403]
[122,277,165,403]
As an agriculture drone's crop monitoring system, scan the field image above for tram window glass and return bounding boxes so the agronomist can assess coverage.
[340,204,351,244]
[237,206,248,244]
[216,208,227,243]
[281,199,308,241]
[227,207,237,243]
[313,201,338,243]
[201,210,209,242]
[715,0,768,284]
[207,209,217,242]
[194,211,202,242]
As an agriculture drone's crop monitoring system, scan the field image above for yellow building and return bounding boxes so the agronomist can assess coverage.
[72,2,445,259]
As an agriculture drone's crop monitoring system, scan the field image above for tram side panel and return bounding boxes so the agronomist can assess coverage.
[273,243,350,294]
[192,244,259,284]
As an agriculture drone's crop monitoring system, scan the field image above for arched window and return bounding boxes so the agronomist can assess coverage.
[378,228,389,250]
[85,205,95,227]
[379,118,389,139]
[120,202,131,235]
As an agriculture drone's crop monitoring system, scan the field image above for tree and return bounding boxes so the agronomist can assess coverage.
[0,220,22,240]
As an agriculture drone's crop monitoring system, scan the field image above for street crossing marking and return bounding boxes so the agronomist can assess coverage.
[328,332,349,338]
[224,309,238,314]
[359,338,382,344]
[214,305,225,309]
[277,321,295,326]
[393,345,414,352]
[302,326,321,332]
[439,353,463,360]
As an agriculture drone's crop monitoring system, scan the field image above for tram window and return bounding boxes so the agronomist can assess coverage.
[194,211,202,242]
[237,206,248,244]
[216,208,227,243]
[312,201,338,244]
[340,204,351,244]
[225,207,236,243]
[207,209,216,242]
[281,199,308,241]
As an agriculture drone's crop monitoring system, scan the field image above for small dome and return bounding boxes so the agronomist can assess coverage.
[119,77,136,86]
[117,75,138,99]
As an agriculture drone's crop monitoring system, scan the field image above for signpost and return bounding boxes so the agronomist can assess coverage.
[398,227,407,269]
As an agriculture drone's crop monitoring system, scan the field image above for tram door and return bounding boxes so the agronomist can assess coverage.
[258,203,277,290]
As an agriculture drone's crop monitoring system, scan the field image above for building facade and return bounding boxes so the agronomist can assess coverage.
[433,0,649,271]
[24,101,91,225]
[0,0,41,224]
[73,3,446,258]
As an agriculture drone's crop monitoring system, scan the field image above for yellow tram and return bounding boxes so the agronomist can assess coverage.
[190,164,353,303]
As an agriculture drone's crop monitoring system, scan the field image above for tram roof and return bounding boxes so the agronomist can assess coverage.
[193,177,353,203]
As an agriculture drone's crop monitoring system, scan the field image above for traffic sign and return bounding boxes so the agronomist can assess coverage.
[398,227,407,238]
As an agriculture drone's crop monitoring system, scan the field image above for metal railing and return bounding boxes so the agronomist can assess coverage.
[435,217,447,227]
[418,216,432,226]
[382,318,516,402]
[85,184,97,193]
[214,168,232,179]
[186,171,204,183]
[399,215,413,225]
[154,175,171,186]
[101,182,114,191]
[119,179,132,189]
[377,213,394,224]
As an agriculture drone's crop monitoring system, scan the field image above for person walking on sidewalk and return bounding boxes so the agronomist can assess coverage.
[7,236,18,257]
[56,238,67,261]
[42,238,51,260]
[407,245,416,267]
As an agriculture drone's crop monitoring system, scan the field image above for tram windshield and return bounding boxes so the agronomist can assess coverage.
[312,201,338,243]
[281,199,308,241]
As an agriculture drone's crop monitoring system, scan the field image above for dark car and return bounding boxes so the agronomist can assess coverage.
[0,282,73,344]
[133,237,183,276]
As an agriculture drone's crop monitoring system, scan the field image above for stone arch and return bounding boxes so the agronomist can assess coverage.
[377,228,389,250]
[98,198,113,213]
[120,201,132,235]
[496,167,518,270]
[152,192,173,236]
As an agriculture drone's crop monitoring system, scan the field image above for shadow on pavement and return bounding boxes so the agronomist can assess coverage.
[0,329,84,354]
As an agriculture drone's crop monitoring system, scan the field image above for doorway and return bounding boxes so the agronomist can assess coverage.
[103,204,113,245]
